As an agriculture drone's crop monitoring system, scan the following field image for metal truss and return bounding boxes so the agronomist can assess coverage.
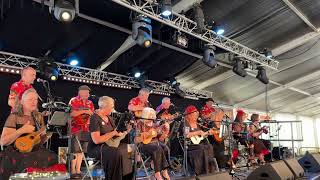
[111,0,279,70]
[0,51,212,99]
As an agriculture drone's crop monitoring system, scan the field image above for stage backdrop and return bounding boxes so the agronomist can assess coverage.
[0,72,205,151]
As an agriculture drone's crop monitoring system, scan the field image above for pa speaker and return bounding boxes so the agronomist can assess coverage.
[185,172,232,180]
[247,161,294,180]
[284,158,304,178]
[298,153,320,172]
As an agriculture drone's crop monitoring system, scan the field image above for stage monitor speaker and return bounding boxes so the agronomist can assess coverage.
[284,158,304,178]
[298,153,320,172]
[184,172,232,180]
[247,161,294,180]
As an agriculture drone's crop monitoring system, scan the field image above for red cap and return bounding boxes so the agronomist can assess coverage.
[184,105,198,115]
[201,105,215,116]
[236,109,246,119]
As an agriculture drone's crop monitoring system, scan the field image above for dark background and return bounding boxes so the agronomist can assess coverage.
[0,72,203,152]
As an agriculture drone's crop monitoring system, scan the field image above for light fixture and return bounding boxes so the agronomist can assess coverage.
[132,15,152,48]
[39,56,59,81]
[161,0,172,17]
[53,0,76,23]
[69,59,79,66]
[134,72,141,78]
[263,48,273,58]
[174,31,188,48]
[214,26,225,35]
[168,77,185,98]
[256,66,269,84]
[202,45,217,68]
[232,59,247,77]
[193,3,206,33]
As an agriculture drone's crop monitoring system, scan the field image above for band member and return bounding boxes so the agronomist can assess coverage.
[69,85,94,179]
[248,114,270,164]
[128,88,151,117]
[88,96,130,180]
[135,107,170,180]
[183,105,215,175]
[8,66,36,109]
[0,88,58,179]
[201,105,226,169]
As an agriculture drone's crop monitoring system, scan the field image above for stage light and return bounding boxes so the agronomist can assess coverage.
[174,31,188,48]
[134,72,141,78]
[256,66,269,84]
[161,0,172,17]
[193,3,206,33]
[232,60,247,77]
[215,27,225,35]
[202,46,217,68]
[264,48,273,58]
[132,15,152,48]
[169,77,178,87]
[69,59,79,66]
[53,0,76,23]
[39,56,59,81]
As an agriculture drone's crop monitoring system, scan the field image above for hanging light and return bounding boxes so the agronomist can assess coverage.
[202,45,217,68]
[161,0,172,17]
[53,0,76,23]
[256,66,269,84]
[132,15,152,48]
[232,59,247,77]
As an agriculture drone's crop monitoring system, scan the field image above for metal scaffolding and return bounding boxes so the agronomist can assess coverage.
[111,0,279,70]
[0,51,212,99]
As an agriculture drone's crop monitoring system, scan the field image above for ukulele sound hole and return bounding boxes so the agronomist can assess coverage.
[30,136,35,140]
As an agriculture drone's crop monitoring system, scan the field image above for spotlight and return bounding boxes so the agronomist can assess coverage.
[168,77,177,86]
[232,59,247,77]
[174,31,188,48]
[161,0,172,17]
[69,59,79,66]
[53,0,76,23]
[202,45,217,68]
[168,77,185,98]
[193,4,206,33]
[262,48,273,58]
[214,26,225,35]
[256,66,269,84]
[39,56,59,81]
[132,15,152,48]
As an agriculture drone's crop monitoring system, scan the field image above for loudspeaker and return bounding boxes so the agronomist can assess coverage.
[298,153,320,172]
[247,161,294,180]
[284,158,304,178]
[185,172,232,180]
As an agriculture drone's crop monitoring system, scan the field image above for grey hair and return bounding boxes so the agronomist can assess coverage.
[139,88,150,95]
[14,88,39,116]
[98,96,114,109]
[162,97,170,103]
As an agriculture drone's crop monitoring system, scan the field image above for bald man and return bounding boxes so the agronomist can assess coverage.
[8,66,36,109]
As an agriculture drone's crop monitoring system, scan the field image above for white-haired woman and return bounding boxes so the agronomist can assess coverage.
[0,88,58,179]
[135,107,170,180]
[88,96,130,180]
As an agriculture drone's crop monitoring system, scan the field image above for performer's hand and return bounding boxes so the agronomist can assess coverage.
[84,110,93,115]
[20,121,35,134]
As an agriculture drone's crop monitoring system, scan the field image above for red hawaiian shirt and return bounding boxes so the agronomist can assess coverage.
[69,96,94,134]
[128,97,150,108]
[10,79,33,99]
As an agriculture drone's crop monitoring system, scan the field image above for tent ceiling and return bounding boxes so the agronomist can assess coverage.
[1,0,320,116]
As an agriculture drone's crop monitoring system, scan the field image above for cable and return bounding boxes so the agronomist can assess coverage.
[277,38,320,60]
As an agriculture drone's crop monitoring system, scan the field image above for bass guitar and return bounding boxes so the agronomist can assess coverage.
[15,126,46,153]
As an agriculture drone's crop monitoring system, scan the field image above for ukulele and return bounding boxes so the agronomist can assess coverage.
[189,128,218,145]
[15,126,46,153]
[73,113,91,125]
[106,122,133,148]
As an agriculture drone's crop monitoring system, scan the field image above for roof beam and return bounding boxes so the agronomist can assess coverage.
[235,70,320,107]
[172,0,204,13]
[97,36,135,70]
[281,0,319,32]
[272,91,320,113]
[192,68,234,90]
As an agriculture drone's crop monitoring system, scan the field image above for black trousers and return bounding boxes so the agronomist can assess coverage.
[140,142,170,173]
[88,144,123,180]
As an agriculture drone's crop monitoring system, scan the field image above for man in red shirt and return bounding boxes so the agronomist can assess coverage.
[8,66,36,109]
[128,88,151,117]
[68,85,94,179]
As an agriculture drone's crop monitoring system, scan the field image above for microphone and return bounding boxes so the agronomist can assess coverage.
[42,102,54,108]
[37,78,47,83]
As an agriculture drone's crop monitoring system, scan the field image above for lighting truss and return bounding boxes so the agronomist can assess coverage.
[111,0,279,70]
[0,51,212,99]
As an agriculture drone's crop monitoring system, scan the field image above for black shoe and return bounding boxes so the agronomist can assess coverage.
[71,173,81,179]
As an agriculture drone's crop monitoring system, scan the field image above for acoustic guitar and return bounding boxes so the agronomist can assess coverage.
[15,126,46,153]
